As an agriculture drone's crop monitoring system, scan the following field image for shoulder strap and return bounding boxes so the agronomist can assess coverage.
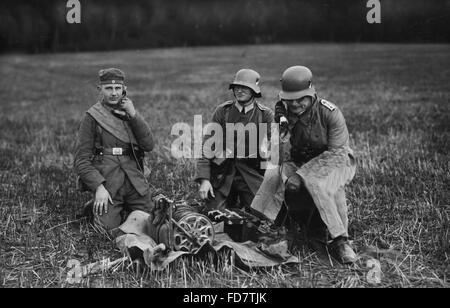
[255,101,270,112]
[320,98,337,111]
[94,121,103,150]
[257,104,262,123]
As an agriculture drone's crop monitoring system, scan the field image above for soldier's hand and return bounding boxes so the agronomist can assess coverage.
[280,116,289,133]
[275,101,288,121]
[120,97,136,118]
[199,179,215,200]
[286,174,304,193]
[94,184,113,216]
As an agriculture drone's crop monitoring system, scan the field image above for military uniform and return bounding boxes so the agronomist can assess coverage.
[275,96,353,239]
[251,66,356,264]
[74,68,154,230]
[276,96,350,165]
[195,100,274,209]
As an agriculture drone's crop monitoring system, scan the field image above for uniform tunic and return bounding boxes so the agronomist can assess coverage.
[195,100,274,209]
[251,96,355,239]
[74,102,155,229]
[277,96,350,163]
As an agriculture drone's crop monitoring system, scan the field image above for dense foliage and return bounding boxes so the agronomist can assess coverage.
[1,0,449,53]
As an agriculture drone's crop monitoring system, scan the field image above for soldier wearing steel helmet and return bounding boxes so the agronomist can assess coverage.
[74,68,155,233]
[253,66,357,264]
[195,69,274,210]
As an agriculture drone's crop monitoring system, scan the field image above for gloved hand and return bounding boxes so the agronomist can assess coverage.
[274,101,288,123]
[285,174,304,193]
[280,116,289,131]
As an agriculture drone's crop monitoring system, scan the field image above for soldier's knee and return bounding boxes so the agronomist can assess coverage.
[285,174,304,193]
[285,183,298,194]
[94,213,122,231]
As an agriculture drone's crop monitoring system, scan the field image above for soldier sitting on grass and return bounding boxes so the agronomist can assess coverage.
[74,68,155,234]
[195,69,274,210]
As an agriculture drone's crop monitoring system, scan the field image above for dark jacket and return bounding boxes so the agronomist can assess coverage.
[195,100,274,196]
[275,96,350,164]
[74,109,154,198]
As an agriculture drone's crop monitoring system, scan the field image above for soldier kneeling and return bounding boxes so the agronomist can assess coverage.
[273,66,357,264]
[74,68,154,233]
[195,69,274,210]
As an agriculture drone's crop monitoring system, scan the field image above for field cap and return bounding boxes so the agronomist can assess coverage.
[98,68,125,85]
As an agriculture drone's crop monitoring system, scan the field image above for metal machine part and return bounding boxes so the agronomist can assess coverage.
[206,208,268,242]
[159,200,215,252]
[150,195,281,251]
[173,212,215,252]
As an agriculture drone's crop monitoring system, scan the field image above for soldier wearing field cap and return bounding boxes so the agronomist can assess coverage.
[251,66,357,264]
[74,68,155,232]
[195,69,274,210]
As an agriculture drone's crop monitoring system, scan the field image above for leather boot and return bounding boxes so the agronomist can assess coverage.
[329,236,357,264]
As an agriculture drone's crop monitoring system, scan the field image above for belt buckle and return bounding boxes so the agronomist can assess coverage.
[112,147,123,155]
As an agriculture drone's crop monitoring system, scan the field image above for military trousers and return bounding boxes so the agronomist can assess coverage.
[283,162,328,243]
[94,176,153,231]
[206,172,254,210]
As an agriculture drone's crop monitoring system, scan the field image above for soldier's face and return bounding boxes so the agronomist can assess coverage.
[100,84,124,104]
[233,86,253,103]
[284,96,312,115]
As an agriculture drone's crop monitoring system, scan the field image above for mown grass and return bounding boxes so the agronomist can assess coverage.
[0,44,449,287]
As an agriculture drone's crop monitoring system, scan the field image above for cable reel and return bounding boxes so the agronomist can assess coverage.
[171,202,215,252]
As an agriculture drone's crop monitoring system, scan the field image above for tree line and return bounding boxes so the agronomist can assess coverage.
[1,0,449,53]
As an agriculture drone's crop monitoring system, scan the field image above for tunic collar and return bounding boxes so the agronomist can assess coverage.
[234,101,255,114]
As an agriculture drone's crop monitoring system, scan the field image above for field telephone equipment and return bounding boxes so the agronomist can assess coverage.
[110,90,131,121]
[147,195,276,252]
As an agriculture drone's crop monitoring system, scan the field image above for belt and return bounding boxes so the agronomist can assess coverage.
[95,147,133,156]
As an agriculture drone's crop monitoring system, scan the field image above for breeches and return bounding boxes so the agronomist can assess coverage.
[281,161,349,239]
[95,176,153,230]
[282,162,328,240]
[206,172,255,210]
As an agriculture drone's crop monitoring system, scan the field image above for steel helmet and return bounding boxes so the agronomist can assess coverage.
[279,66,316,100]
[229,69,262,97]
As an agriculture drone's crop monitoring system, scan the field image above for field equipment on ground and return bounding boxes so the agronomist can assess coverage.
[147,195,279,252]
[171,202,215,252]
[206,208,274,242]
[147,195,215,253]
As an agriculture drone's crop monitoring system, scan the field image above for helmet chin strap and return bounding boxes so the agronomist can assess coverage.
[289,96,314,116]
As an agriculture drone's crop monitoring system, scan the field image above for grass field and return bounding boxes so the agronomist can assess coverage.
[0,44,449,288]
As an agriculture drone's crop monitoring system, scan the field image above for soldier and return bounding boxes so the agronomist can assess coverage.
[252,66,357,264]
[195,69,274,210]
[74,68,154,232]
